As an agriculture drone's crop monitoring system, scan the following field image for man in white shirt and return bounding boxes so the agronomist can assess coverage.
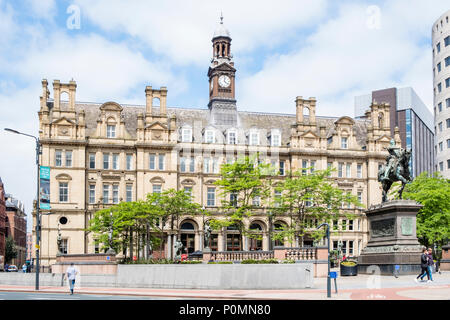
[65,263,78,295]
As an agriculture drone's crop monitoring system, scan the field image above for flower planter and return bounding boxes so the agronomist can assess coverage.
[340,261,358,276]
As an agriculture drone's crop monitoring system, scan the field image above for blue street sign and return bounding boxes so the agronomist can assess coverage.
[395,265,400,270]
[330,271,338,279]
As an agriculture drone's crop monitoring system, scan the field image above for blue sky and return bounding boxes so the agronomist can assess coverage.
[0,0,449,231]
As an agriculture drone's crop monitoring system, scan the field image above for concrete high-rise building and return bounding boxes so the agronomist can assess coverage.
[432,10,450,177]
[355,87,435,178]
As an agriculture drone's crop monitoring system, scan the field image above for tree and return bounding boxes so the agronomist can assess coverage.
[212,155,273,250]
[272,168,361,246]
[145,189,202,258]
[5,237,17,264]
[402,172,450,255]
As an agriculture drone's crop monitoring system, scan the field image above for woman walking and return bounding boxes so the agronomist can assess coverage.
[415,247,428,283]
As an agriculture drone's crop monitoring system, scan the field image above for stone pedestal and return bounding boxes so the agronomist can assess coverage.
[202,247,212,263]
[358,200,423,275]
[440,243,450,271]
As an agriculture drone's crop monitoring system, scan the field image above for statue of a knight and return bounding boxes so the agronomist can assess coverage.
[380,139,402,182]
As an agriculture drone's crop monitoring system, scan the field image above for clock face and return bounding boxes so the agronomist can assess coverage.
[218,75,231,88]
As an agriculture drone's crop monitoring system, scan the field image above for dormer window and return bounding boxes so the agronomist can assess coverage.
[227,130,237,144]
[181,127,192,142]
[271,130,281,147]
[341,137,348,149]
[205,130,215,143]
[249,130,259,146]
[107,125,116,138]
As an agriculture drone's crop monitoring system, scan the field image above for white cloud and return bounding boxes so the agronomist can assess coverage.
[74,0,328,66]
[238,1,449,116]
[23,0,56,20]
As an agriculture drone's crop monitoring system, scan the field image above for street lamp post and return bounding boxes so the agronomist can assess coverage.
[317,222,331,298]
[5,128,41,290]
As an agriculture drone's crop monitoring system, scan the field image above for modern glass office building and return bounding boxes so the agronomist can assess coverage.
[355,87,435,177]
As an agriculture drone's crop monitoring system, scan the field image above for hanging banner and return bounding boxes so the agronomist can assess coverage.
[39,166,51,210]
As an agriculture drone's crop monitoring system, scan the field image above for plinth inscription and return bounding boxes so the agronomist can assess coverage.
[401,217,413,236]
[371,218,395,238]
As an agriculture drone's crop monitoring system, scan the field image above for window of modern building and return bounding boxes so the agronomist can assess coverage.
[445,36,450,47]
[89,153,96,169]
[446,78,450,88]
[448,159,450,169]
[103,184,109,204]
[89,184,95,204]
[107,125,116,138]
[55,150,62,167]
[59,182,68,203]
[181,128,192,142]
[153,184,162,194]
[447,99,450,109]
[439,122,443,132]
[126,154,133,170]
[149,154,156,170]
[437,42,441,53]
[357,163,362,178]
[65,151,72,167]
[440,162,444,171]
[341,137,348,149]
[447,139,450,149]
[447,118,450,128]
[207,187,215,206]
[126,184,133,202]
[103,153,109,170]
[158,154,165,170]
[439,142,443,152]
[112,153,119,170]
[438,62,442,72]
[446,56,450,67]
[439,102,443,112]
[438,83,442,93]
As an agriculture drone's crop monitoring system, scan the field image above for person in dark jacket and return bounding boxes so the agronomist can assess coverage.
[415,247,428,283]
[420,248,434,282]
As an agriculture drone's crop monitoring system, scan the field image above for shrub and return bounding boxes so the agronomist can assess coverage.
[207,261,233,264]
[241,259,279,264]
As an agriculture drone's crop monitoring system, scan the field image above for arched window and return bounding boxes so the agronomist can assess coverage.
[180,222,195,230]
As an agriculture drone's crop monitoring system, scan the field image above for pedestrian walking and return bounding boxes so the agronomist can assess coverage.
[22,264,27,273]
[65,263,78,295]
[415,247,428,283]
[420,248,434,282]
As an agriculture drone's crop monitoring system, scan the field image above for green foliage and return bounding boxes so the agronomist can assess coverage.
[272,168,362,244]
[241,258,279,264]
[403,172,450,250]
[207,261,233,264]
[5,237,17,264]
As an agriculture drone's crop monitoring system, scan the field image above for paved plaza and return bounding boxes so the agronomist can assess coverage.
[0,271,448,300]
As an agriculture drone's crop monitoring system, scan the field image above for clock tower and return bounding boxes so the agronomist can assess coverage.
[208,15,237,118]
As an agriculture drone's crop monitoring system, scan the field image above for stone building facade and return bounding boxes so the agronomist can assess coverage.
[34,18,399,266]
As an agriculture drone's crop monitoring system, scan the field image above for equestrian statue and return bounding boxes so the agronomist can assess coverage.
[378,139,412,202]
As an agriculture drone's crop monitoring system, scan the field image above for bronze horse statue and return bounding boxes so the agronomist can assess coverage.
[378,144,412,202]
